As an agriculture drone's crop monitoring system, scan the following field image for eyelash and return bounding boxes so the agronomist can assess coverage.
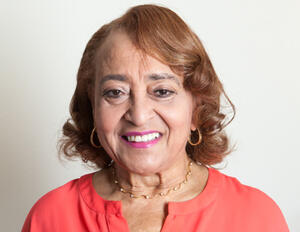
[153,89,175,98]
[103,88,175,99]
[103,89,124,98]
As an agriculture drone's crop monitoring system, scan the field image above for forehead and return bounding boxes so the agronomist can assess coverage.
[97,31,137,62]
[94,31,181,80]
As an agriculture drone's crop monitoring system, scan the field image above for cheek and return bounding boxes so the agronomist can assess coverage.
[96,111,113,134]
[160,98,194,134]
[94,103,124,136]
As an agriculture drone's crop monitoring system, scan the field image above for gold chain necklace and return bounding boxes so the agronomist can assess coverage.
[112,161,193,199]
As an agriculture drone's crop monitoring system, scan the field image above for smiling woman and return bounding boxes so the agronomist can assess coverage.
[92,31,196,175]
[60,4,233,170]
[22,4,289,232]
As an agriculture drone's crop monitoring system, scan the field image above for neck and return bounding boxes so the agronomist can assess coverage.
[112,155,192,198]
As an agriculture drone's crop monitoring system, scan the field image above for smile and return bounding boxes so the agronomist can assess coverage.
[121,131,162,148]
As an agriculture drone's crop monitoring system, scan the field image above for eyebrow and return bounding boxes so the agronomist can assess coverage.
[100,73,181,86]
[100,74,128,85]
[148,73,181,86]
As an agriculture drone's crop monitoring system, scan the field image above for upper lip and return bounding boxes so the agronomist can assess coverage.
[122,130,161,136]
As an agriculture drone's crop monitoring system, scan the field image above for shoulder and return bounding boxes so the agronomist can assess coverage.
[22,173,93,231]
[216,169,279,209]
[212,169,289,230]
[31,177,80,209]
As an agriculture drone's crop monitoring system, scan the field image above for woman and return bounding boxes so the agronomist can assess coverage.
[22,4,289,232]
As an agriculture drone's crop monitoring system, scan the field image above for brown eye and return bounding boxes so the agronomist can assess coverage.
[154,89,175,98]
[103,89,123,98]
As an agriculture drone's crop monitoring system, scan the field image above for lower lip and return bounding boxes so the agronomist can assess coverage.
[121,135,161,148]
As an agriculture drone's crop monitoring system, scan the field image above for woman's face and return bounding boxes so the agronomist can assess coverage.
[93,31,196,174]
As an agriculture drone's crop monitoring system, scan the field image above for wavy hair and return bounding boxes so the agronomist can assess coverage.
[59,4,235,168]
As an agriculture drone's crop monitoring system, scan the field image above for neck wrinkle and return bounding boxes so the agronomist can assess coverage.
[113,155,190,195]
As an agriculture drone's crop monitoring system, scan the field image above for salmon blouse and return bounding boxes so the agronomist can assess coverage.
[22,168,289,231]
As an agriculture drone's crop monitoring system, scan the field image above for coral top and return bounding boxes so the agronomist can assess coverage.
[22,168,289,231]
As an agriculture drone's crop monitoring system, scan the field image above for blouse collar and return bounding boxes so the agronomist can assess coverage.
[79,167,222,215]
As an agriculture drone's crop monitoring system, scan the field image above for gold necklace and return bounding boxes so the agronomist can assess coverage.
[112,161,193,199]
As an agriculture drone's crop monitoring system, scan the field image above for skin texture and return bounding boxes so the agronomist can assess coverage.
[92,31,209,232]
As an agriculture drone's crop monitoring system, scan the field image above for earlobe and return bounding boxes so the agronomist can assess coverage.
[191,96,202,131]
[190,108,197,131]
[190,106,198,131]
[190,122,197,131]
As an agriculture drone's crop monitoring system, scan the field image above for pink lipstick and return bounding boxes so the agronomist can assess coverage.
[120,130,162,148]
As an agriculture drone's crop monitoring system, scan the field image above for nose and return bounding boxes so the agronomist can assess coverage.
[124,93,155,126]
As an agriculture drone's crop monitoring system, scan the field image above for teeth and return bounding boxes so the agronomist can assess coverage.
[126,132,160,142]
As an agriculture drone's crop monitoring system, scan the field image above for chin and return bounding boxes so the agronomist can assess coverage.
[120,157,166,175]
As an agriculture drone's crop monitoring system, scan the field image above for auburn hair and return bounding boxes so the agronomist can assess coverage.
[59,4,235,168]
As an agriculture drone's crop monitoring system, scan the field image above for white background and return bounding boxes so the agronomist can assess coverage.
[0,0,299,231]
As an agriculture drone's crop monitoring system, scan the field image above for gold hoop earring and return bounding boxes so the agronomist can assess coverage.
[188,128,202,146]
[90,127,101,148]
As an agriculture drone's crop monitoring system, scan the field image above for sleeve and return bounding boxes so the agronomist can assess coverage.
[21,179,81,232]
[245,187,290,232]
[22,207,39,232]
[22,201,48,232]
[260,195,289,231]
[21,195,59,232]
[224,175,290,232]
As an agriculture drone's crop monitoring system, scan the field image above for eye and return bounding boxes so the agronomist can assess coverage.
[154,89,175,98]
[103,89,123,98]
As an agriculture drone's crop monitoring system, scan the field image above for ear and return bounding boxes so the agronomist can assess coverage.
[190,98,197,131]
[190,94,201,131]
[190,124,196,131]
[190,106,197,131]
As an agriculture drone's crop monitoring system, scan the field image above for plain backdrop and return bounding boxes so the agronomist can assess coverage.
[1,0,299,231]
